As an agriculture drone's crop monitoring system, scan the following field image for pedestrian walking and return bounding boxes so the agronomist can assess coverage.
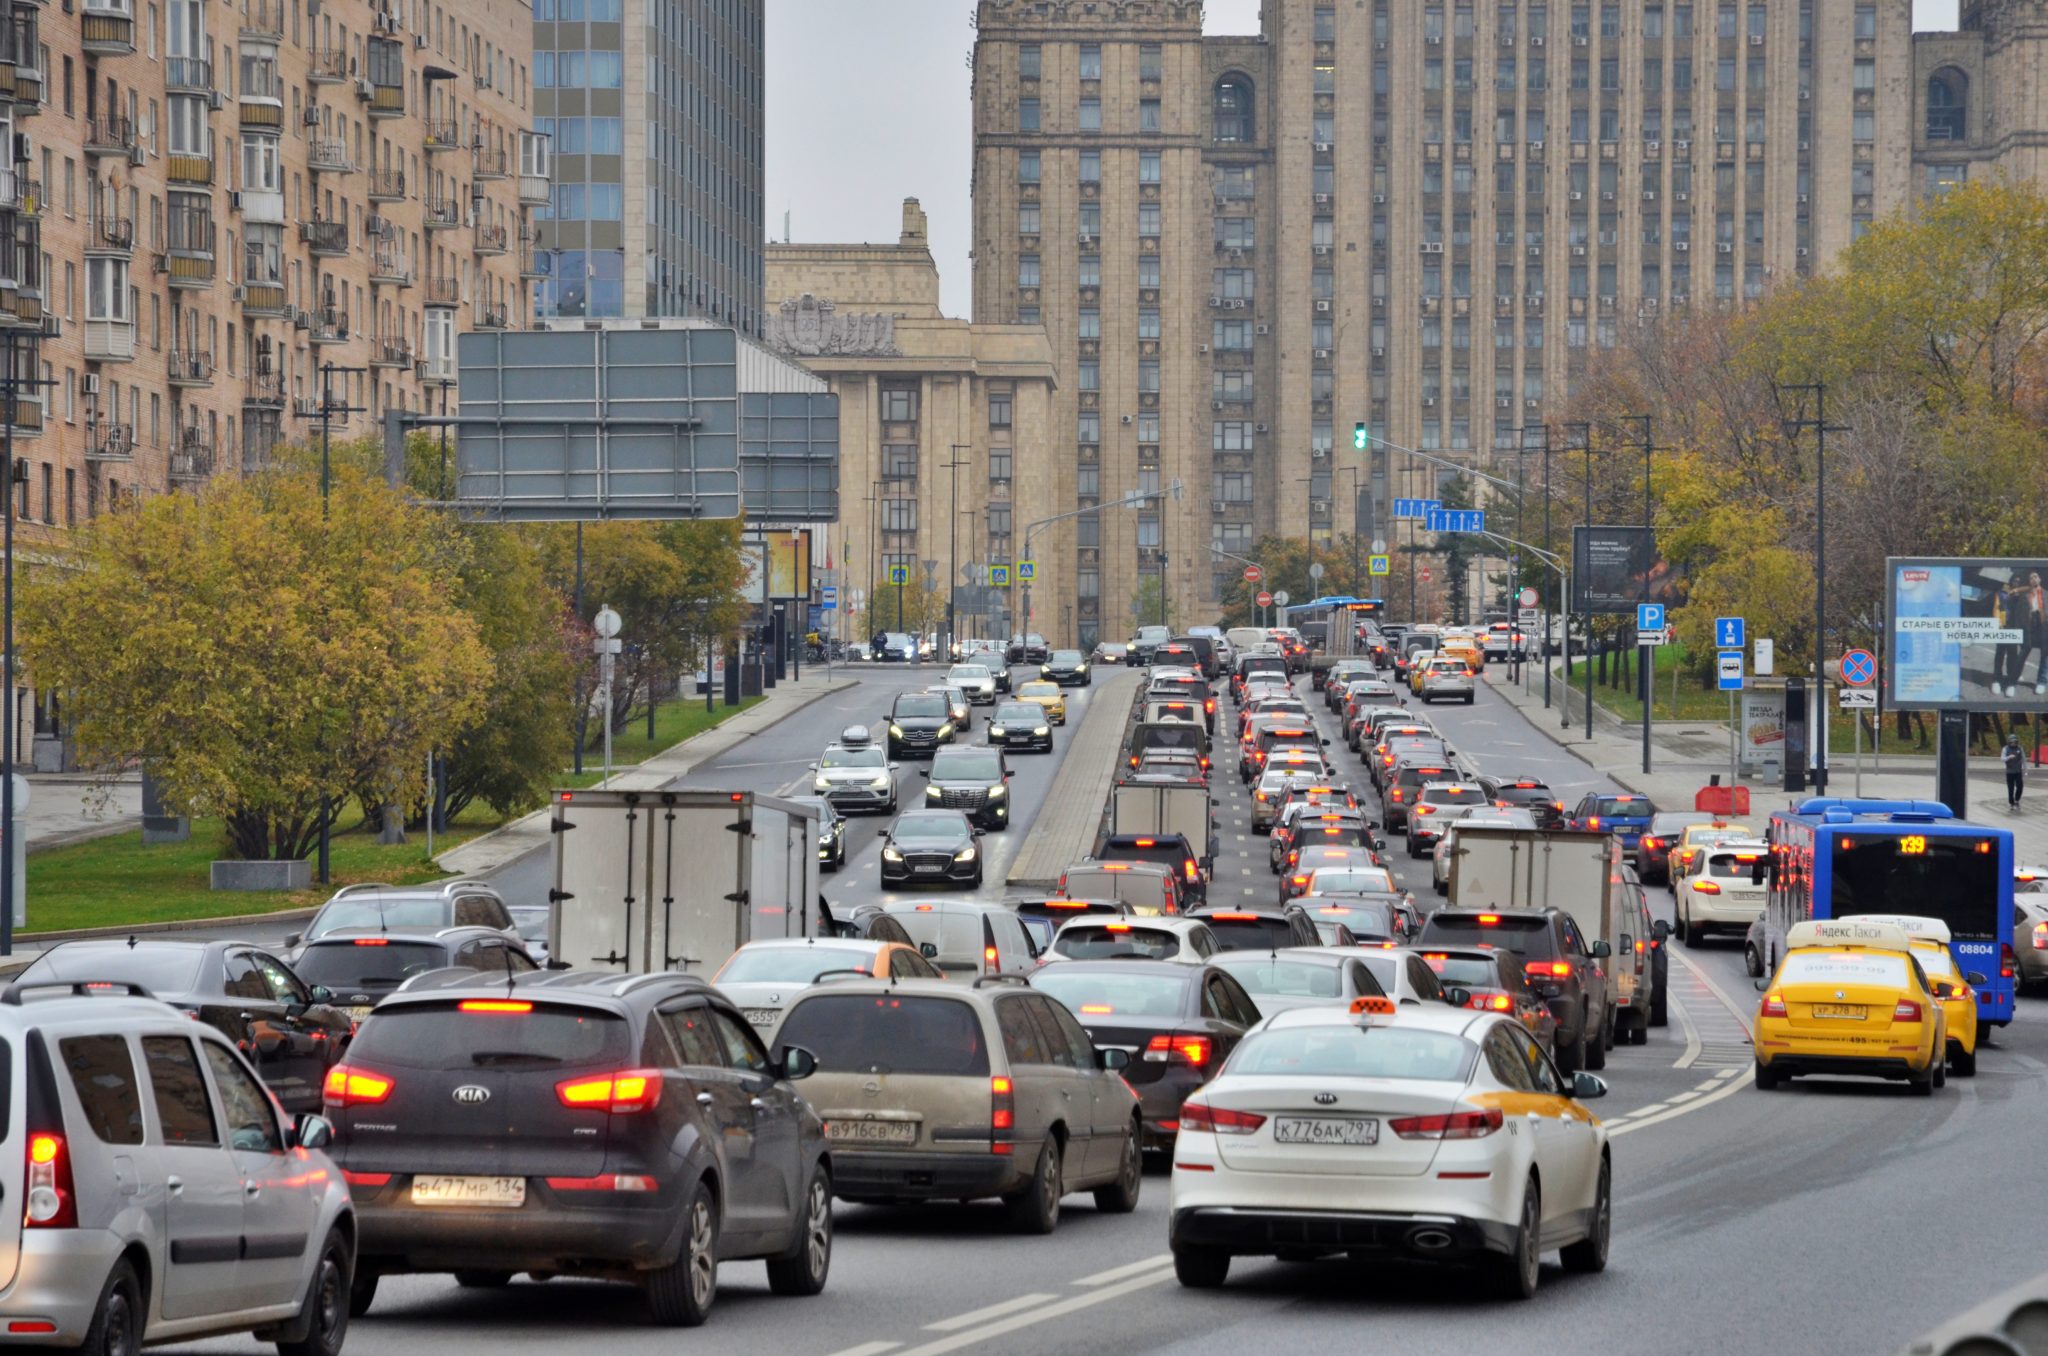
[2005,733,2027,809]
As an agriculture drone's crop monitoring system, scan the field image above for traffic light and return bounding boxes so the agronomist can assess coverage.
[1353,421,1370,451]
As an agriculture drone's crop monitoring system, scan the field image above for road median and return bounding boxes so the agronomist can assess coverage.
[1005,670,1140,890]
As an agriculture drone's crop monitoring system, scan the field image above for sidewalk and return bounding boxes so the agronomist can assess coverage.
[435,669,860,877]
[23,774,142,851]
[1489,663,2048,864]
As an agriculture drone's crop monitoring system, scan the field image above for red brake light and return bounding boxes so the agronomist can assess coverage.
[1388,1108,1503,1140]
[2032,923,2048,951]
[23,1132,74,1229]
[1477,914,1500,925]
[2001,943,2016,980]
[1179,1098,1265,1134]
[1525,960,1573,979]
[323,1064,395,1108]
[1892,1000,1923,1023]
[458,999,533,1014]
[1760,993,1788,1018]
[1586,817,1601,831]
[1185,859,1199,882]
[1641,837,1663,850]
[1134,838,1157,848]
[351,938,390,946]
[991,1075,1016,1153]
[1693,880,1722,895]
[555,1069,663,1113]
[1147,1033,1213,1066]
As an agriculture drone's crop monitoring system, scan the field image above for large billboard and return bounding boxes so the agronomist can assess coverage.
[1573,525,1684,615]
[1886,557,2048,710]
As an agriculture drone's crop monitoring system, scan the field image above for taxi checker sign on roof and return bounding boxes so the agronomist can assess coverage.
[1785,919,1912,951]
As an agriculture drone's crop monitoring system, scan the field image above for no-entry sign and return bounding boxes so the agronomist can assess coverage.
[1244,565,1263,584]
[1256,590,1274,608]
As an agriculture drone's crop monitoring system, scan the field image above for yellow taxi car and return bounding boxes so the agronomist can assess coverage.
[1848,914,1983,1077]
[1440,636,1483,672]
[1671,820,1755,877]
[1754,919,1947,1095]
[1015,679,1068,725]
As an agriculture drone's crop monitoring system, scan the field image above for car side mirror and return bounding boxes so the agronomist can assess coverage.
[308,986,335,1006]
[546,958,573,970]
[777,1045,819,1081]
[284,933,303,949]
[1097,1047,1130,1072]
[888,762,901,772]
[1320,737,1330,746]
[1443,986,1471,1008]
[293,1113,334,1151]
[1570,1072,1608,1101]
[919,768,930,777]
[920,942,939,959]
[1590,940,1612,959]
[1005,770,1014,779]
[1967,971,1989,987]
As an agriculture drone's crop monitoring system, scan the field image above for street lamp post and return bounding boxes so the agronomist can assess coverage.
[945,446,969,660]
[312,361,366,885]
[0,331,45,956]
[1777,381,1845,794]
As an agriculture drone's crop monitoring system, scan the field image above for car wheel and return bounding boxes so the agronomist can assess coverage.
[1910,1061,1937,1096]
[1003,1137,1064,1235]
[77,1257,142,1356]
[972,867,985,887]
[276,1228,352,1356]
[1173,1245,1231,1289]
[1951,1040,1977,1076]
[1753,1060,1781,1091]
[645,1179,719,1327]
[454,1271,513,1288]
[1492,1179,1542,1300]
[1649,983,1669,1028]
[347,1269,379,1319]
[1465,694,1476,705]
[1553,1032,1581,1076]
[1743,941,1763,977]
[766,1166,833,1297]
[1092,1121,1142,1214]
[1584,1012,1608,1070]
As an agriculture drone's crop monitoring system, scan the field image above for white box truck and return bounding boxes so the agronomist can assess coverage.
[549,788,821,976]
[1109,779,1218,871]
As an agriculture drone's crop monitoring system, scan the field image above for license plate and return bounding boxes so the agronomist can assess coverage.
[743,1008,781,1027]
[1811,1004,1866,1019]
[1273,1116,1379,1146]
[344,1005,375,1021]
[826,1118,917,1145]
[411,1176,526,1208]
[913,864,945,875]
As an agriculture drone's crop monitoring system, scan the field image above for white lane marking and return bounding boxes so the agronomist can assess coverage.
[924,1295,1059,1332]
[1073,1254,1174,1287]
[826,1344,903,1356]
[889,1269,1178,1356]
[1669,945,1759,1036]
[1666,1089,1702,1104]
[1609,1070,1748,1138]
[1673,981,1703,1069]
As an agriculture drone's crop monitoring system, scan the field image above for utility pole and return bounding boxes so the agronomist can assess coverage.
[313,362,366,885]
[945,446,969,660]
[1614,414,1657,776]
[0,329,48,956]
[1777,381,1847,794]
[1557,422,1591,736]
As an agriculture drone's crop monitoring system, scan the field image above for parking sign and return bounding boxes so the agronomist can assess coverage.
[1637,602,1665,633]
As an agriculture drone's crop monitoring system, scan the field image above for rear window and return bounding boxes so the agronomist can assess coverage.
[20,947,205,995]
[1137,727,1203,751]
[716,945,882,983]
[1203,916,1301,951]
[1213,958,1350,1000]
[59,1035,143,1145]
[1102,841,1191,873]
[1421,953,1505,987]
[774,995,991,1076]
[1052,926,1181,961]
[1228,1026,1476,1081]
[309,899,449,938]
[1777,952,1910,988]
[292,941,450,990]
[1305,868,1394,894]
[1419,916,1558,959]
[1305,902,1394,934]
[1706,852,1767,879]
[1589,797,1656,817]
[1031,970,1188,1018]
[351,1004,630,1069]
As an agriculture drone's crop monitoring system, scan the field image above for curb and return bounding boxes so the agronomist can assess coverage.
[15,905,321,946]
[27,818,144,855]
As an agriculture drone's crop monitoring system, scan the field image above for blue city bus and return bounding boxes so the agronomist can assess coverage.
[1763,798,2015,1026]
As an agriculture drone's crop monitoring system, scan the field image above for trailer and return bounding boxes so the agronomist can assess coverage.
[549,788,821,976]
[1109,779,1218,871]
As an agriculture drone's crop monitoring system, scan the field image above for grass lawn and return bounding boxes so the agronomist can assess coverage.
[1557,659,1939,757]
[564,694,763,780]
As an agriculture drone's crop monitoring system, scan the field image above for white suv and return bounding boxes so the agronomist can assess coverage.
[0,979,355,1355]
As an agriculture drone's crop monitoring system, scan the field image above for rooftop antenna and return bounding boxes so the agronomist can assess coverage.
[783,207,791,244]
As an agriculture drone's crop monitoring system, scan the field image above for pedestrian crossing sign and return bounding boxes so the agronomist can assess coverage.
[1017,560,1036,581]
[1368,554,1390,577]
[887,564,909,585]
[990,565,1012,586]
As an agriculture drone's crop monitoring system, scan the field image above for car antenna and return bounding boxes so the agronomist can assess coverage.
[127,934,137,949]
[502,936,518,996]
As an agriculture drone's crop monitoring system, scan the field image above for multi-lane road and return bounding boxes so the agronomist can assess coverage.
[172,661,2048,1356]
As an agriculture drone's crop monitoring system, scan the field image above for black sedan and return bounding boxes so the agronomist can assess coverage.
[880,809,984,887]
[1030,959,1262,1150]
[987,700,1055,752]
[15,938,353,1112]
[290,925,539,1020]
[885,691,957,759]
[790,794,848,869]
[1041,648,1093,686]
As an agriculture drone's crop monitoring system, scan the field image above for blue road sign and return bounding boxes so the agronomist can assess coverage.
[1638,602,1666,632]
[1841,648,1876,687]
[820,587,838,611]
[1016,559,1036,582]
[887,565,909,585]
[989,564,1012,587]
[1717,651,1745,691]
[1393,498,1444,520]
[1715,616,1745,649]
[1426,507,1485,533]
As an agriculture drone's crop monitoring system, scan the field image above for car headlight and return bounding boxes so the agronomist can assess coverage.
[989,725,1008,737]
[890,723,905,736]
[938,723,954,738]
[814,777,832,792]
[869,774,893,789]
[1077,663,1089,673]
[1034,726,1050,737]
[882,846,904,862]
[926,784,943,799]
[955,846,978,862]
[988,784,1008,800]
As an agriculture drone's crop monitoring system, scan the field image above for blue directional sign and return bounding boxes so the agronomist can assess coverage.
[1637,602,1666,632]
[1426,507,1485,533]
[1392,498,1442,521]
[1717,651,1745,691]
[1715,616,1745,650]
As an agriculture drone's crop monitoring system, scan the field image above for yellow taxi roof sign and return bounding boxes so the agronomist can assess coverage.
[1349,995,1399,1026]
[1841,914,1952,945]
[1785,919,1914,952]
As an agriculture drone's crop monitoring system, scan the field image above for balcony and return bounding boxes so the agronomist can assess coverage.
[474,304,509,330]
[4,394,38,436]
[369,243,412,286]
[367,81,404,119]
[89,214,134,255]
[366,167,405,202]
[86,422,134,462]
[165,56,210,91]
[80,1,133,54]
[243,407,283,464]
[166,348,213,386]
[473,146,508,180]
[156,248,214,288]
[298,219,347,256]
[519,169,549,206]
[239,282,289,317]
[239,0,281,40]
[424,195,462,231]
[370,335,412,368]
[84,114,137,160]
[425,276,459,307]
[86,319,135,362]
[243,368,286,408]
[309,307,350,344]
[169,432,213,483]
[308,48,348,83]
[2,175,35,216]
[473,222,507,255]
[423,118,461,152]
[518,244,547,279]
[416,354,455,385]
[308,139,354,174]
[10,284,40,329]
[166,149,212,186]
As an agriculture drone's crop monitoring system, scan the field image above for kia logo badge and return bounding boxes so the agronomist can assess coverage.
[452,1085,491,1105]
[1314,1092,1339,1106]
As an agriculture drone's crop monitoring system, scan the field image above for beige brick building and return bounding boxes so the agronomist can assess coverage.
[968,0,2040,644]
[10,0,543,763]
[766,199,1057,646]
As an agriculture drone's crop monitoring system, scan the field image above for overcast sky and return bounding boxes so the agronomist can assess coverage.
[765,1,1965,319]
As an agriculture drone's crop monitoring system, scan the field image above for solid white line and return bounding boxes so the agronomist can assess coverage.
[890,1270,1177,1356]
[1610,1069,1747,1137]
[1672,983,1703,1070]
[1073,1254,1173,1287]
[825,1343,902,1356]
[1668,945,1759,1035]
[924,1295,1058,1332]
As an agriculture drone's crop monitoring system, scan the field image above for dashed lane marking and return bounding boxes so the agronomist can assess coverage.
[924,1295,1059,1332]
[1074,1254,1173,1287]
[886,1269,1176,1356]
[825,1343,902,1356]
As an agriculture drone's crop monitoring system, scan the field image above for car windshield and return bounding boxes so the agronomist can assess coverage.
[820,747,887,769]
[950,666,990,680]
[292,941,450,990]
[1777,952,1911,988]
[933,751,1002,780]
[773,995,992,1075]
[1228,1025,1477,1081]
[309,898,449,938]
[1053,925,1182,961]
[1020,683,1059,698]
[350,1004,629,1069]
[893,815,967,843]
[1213,956,1347,1000]
[895,695,948,718]
[1420,953,1505,987]
[1032,970,1188,1017]
[1913,947,1958,978]
[1307,868,1395,894]
[19,946,205,995]
[716,945,881,983]
[994,705,1043,724]
[1304,901,1393,932]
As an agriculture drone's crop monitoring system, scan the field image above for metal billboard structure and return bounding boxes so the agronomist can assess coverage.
[1886,556,2048,711]
[387,324,840,524]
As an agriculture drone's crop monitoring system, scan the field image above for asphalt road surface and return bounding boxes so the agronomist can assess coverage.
[162,663,2048,1356]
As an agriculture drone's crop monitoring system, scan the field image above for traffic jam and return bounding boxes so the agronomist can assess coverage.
[0,619,2025,1351]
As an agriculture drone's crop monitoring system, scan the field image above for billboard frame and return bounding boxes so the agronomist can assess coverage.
[1884,555,2048,712]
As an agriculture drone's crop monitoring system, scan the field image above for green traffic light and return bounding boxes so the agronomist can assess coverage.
[1353,422,1370,450]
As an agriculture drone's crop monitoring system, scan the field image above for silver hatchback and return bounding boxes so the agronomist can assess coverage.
[0,979,355,1355]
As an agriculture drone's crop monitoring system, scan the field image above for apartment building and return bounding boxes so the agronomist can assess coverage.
[969,0,1999,644]
[532,0,763,332]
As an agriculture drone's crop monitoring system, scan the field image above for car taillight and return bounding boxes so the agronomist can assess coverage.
[1586,817,1601,831]
[1525,960,1573,979]
[991,1076,1016,1154]
[1892,1000,1923,1023]
[322,1064,395,1107]
[1179,1099,1265,1135]
[1146,1033,1213,1066]
[1389,1108,1503,1140]
[458,999,533,1014]
[1465,993,1514,1012]
[1642,837,1663,850]
[554,1069,664,1113]
[2002,943,2017,979]
[1414,804,1435,815]
[1693,880,1722,895]
[2032,922,2048,951]
[984,945,1000,973]
[352,937,390,946]
[1759,992,1788,1018]
[23,1133,74,1228]
[1206,699,1216,713]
